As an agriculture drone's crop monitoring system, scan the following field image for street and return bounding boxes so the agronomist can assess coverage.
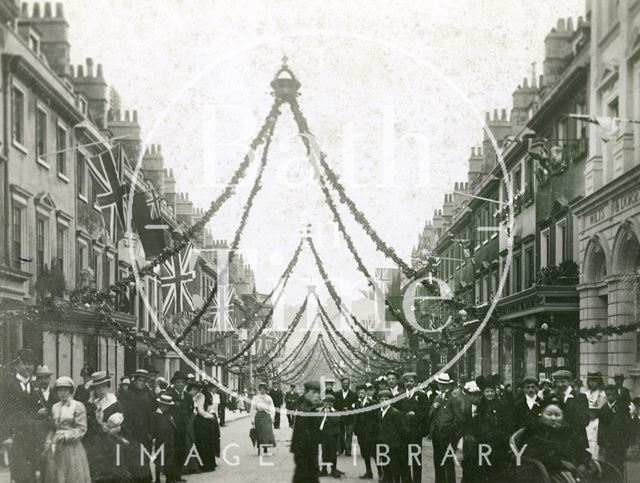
[185,412,445,483]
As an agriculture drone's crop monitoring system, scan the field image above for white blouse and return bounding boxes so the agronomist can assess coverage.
[250,393,275,422]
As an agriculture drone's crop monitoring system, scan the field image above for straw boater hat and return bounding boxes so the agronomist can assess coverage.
[131,369,151,380]
[53,376,75,390]
[121,378,130,385]
[463,381,481,393]
[35,365,53,378]
[258,381,268,389]
[156,393,175,406]
[435,373,454,385]
[88,371,112,388]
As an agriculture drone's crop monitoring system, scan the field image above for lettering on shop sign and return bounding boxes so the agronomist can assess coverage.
[612,187,640,215]
[585,205,606,229]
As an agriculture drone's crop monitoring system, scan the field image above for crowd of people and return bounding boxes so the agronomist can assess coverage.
[0,349,230,483]
[2,346,639,483]
[289,369,640,483]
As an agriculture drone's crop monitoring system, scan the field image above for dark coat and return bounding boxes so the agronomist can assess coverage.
[269,389,284,408]
[151,410,178,473]
[521,421,592,473]
[334,389,359,424]
[354,398,379,445]
[397,389,430,440]
[428,389,463,442]
[121,384,156,445]
[512,395,542,430]
[285,391,299,410]
[598,401,633,453]
[73,383,91,405]
[320,409,341,437]
[165,387,192,432]
[378,406,408,449]
[560,388,590,449]
[0,372,43,483]
[291,399,321,457]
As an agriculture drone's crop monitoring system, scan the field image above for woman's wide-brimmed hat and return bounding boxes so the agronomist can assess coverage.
[53,376,75,390]
[88,371,112,388]
[131,369,151,380]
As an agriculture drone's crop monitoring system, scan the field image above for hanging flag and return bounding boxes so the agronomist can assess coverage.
[87,144,128,241]
[210,284,236,332]
[568,113,640,143]
[145,188,165,220]
[161,242,196,315]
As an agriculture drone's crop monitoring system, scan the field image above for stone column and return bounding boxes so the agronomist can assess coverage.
[607,277,636,381]
[579,285,609,380]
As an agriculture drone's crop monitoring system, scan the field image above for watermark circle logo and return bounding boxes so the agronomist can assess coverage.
[126,30,514,417]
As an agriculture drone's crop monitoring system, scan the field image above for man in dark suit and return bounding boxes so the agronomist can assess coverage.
[0,349,42,483]
[152,393,179,483]
[613,374,631,406]
[73,365,95,404]
[552,369,590,447]
[599,384,633,473]
[512,376,541,429]
[291,380,322,483]
[285,384,299,427]
[334,376,359,455]
[354,383,381,480]
[397,372,430,483]
[378,389,409,483]
[269,381,284,429]
[166,371,192,482]
[428,373,462,483]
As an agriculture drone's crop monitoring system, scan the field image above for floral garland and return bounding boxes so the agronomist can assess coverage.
[317,297,400,370]
[250,295,309,373]
[321,315,380,375]
[321,334,369,377]
[318,337,343,375]
[219,238,304,367]
[259,319,317,376]
[288,97,417,281]
[276,340,320,381]
[175,113,281,344]
[495,190,531,224]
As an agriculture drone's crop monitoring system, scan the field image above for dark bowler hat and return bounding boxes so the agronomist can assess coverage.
[304,380,321,392]
[355,384,367,391]
[378,389,392,399]
[613,373,625,380]
[521,376,538,386]
[171,370,188,383]
[402,372,417,381]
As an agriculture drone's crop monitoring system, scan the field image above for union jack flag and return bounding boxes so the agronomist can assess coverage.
[210,284,236,332]
[87,145,128,241]
[161,242,196,315]
[145,189,165,220]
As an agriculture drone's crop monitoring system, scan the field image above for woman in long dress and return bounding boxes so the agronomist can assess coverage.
[193,382,220,472]
[250,382,276,455]
[45,377,92,483]
[83,371,130,482]
[584,372,606,459]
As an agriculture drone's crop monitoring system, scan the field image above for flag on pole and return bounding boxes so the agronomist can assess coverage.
[210,284,236,332]
[568,113,640,143]
[145,188,165,220]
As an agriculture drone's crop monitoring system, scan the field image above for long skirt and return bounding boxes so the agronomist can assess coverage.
[194,415,219,472]
[46,440,91,483]
[255,411,276,447]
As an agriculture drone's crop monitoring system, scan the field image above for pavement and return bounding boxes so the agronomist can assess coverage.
[0,410,458,482]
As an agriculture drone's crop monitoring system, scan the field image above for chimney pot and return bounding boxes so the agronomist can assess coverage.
[55,2,63,18]
[44,1,52,17]
[32,2,40,17]
[493,109,498,121]
[96,64,104,79]
[76,65,84,77]
[86,58,94,77]
[523,77,528,88]
[21,2,28,16]
[133,110,138,123]
[471,147,475,156]
[124,110,130,122]
[557,18,565,31]
[501,109,507,120]
[567,17,574,31]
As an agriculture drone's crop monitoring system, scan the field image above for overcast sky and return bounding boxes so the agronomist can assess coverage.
[57,0,585,307]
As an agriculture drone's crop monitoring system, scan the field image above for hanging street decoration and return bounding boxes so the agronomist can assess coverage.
[161,241,196,315]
